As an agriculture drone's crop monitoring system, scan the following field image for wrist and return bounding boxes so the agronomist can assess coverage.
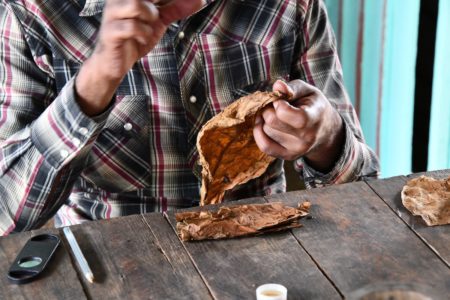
[75,57,121,116]
[305,112,345,173]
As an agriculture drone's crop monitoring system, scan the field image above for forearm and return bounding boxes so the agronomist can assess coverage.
[0,146,82,235]
[303,105,346,173]
[75,56,122,117]
[0,2,114,235]
[296,120,380,188]
[0,78,110,235]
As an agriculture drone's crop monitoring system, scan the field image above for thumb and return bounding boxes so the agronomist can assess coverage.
[158,0,205,25]
[273,79,317,101]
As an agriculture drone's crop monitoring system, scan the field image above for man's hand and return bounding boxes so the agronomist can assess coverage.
[75,0,204,116]
[253,79,345,173]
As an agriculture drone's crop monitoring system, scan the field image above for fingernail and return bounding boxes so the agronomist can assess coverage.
[137,37,147,45]
[273,79,285,90]
[145,1,159,13]
[285,84,294,98]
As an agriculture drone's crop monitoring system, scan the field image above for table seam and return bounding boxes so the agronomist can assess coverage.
[141,213,216,300]
[263,195,344,299]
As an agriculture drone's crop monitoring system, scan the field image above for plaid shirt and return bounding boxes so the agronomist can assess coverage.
[0,0,379,234]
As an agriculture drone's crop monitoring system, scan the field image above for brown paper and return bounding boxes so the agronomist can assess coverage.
[176,201,311,241]
[401,175,450,226]
[197,91,286,206]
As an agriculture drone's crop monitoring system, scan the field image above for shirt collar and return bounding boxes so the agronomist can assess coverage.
[79,0,214,17]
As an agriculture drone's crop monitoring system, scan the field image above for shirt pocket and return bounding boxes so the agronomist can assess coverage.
[82,96,152,192]
[82,94,152,193]
[196,31,296,115]
[53,57,152,192]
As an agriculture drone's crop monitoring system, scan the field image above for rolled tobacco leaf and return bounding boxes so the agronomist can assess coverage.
[176,201,311,241]
[197,91,291,206]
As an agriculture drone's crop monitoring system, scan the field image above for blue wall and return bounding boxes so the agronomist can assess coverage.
[380,0,420,177]
[322,0,450,177]
[428,0,450,170]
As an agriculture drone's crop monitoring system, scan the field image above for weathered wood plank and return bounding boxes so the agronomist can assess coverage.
[366,169,450,267]
[166,197,341,300]
[406,169,450,180]
[141,213,214,299]
[69,213,211,300]
[0,228,87,300]
[268,181,450,298]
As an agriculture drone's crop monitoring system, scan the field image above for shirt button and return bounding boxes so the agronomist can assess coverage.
[123,123,133,131]
[178,31,185,39]
[78,127,88,136]
[60,149,69,159]
[72,138,81,147]
[189,95,197,103]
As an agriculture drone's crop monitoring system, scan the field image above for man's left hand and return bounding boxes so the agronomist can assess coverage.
[253,79,345,173]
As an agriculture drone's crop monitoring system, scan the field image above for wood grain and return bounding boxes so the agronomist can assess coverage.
[1,171,448,299]
[366,169,450,267]
[67,213,211,300]
[268,181,450,298]
[166,197,341,300]
[0,228,87,300]
[406,169,450,180]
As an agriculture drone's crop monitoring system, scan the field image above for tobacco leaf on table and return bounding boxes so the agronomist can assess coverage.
[176,201,311,241]
[197,91,290,206]
[401,175,450,226]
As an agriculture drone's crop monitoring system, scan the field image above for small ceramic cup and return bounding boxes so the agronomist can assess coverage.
[256,283,287,300]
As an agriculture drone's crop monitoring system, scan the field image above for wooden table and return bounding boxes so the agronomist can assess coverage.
[1,170,449,299]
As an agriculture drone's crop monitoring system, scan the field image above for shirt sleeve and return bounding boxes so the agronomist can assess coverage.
[291,0,380,188]
[0,4,110,235]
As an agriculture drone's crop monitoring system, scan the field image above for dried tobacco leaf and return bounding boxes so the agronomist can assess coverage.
[197,91,287,205]
[176,201,311,241]
[401,175,450,226]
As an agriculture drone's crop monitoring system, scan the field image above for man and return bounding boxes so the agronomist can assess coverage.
[0,0,379,235]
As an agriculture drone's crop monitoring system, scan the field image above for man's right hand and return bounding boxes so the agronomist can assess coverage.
[75,0,204,116]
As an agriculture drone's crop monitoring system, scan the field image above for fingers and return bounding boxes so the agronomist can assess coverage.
[272,79,325,129]
[101,0,161,47]
[273,79,317,100]
[253,79,328,160]
[105,0,159,23]
[261,104,300,134]
[254,115,289,157]
[158,0,205,25]
[262,123,299,147]
[254,116,306,161]
[271,100,310,129]
[107,19,154,46]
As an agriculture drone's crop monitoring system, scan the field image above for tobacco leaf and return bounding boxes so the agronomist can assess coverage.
[176,201,311,241]
[401,175,450,226]
[197,91,287,205]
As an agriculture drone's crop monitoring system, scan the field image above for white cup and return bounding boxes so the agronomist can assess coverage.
[256,283,287,300]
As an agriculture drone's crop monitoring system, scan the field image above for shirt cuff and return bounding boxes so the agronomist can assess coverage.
[31,77,111,170]
[294,120,361,188]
